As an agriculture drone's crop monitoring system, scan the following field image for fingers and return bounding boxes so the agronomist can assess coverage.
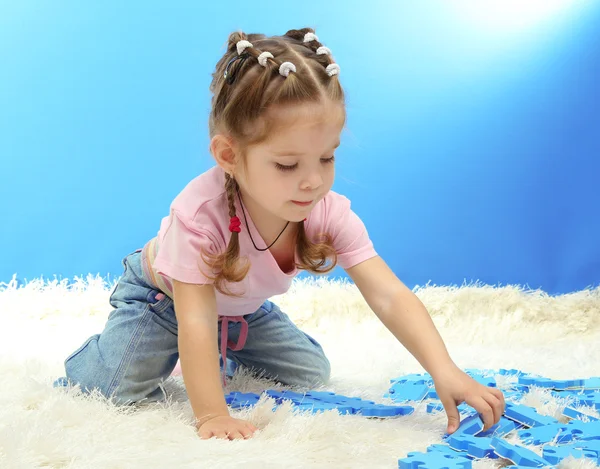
[481,390,504,425]
[490,387,506,411]
[199,429,213,439]
[467,395,495,431]
[440,397,461,434]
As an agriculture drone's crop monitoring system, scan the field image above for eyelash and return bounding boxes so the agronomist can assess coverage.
[275,156,335,172]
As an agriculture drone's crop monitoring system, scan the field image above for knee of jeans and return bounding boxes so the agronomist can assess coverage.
[287,355,331,388]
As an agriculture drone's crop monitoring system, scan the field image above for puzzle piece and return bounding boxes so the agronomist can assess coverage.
[478,416,522,437]
[388,382,431,403]
[518,375,585,390]
[499,369,524,376]
[584,378,600,390]
[294,401,351,414]
[357,403,414,417]
[427,402,470,414]
[541,443,599,465]
[490,437,551,467]
[391,373,433,385]
[447,435,498,459]
[464,370,497,388]
[517,423,575,445]
[553,390,599,408]
[563,406,600,421]
[566,419,600,440]
[398,450,472,469]
[443,414,484,440]
[226,392,260,408]
[572,439,600,457]
[504,402,559,427]
[427,444,466,458]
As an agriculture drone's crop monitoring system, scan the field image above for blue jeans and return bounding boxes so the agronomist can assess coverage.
[53,250,330,406]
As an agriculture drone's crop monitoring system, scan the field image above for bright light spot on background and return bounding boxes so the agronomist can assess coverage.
[450,0,589,34]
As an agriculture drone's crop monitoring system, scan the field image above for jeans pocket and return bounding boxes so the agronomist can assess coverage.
[147,291,178,334]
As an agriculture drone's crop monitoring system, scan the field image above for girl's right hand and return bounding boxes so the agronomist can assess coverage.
[196,415,258,440]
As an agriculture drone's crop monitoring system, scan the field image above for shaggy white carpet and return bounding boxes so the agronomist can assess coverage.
[1,275,599,469]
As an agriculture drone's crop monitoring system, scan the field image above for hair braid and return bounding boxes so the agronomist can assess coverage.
[199,173,250,296]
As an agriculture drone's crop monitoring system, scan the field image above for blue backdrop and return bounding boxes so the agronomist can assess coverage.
[2,1,599,294]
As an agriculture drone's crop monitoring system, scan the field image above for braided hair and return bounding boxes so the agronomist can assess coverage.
[202,28,343,296]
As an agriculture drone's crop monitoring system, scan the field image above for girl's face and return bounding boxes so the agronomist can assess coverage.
[235,102,345,224]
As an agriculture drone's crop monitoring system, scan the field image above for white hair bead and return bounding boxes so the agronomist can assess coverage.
[316,46,331,56]
[303,32,319,43]
[236,40,253,55]
[257,51,274,67]
[326,63,340,77]
[279,61,296,77]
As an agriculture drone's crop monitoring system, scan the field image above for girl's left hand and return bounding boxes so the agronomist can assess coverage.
[433,365,505,434]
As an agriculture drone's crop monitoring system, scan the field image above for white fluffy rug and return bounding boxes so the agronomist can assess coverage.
[1,276,599,469]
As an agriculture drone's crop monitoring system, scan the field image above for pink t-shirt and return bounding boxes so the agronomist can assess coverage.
[141,165,377,316]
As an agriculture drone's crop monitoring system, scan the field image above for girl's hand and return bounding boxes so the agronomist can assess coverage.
[433,365,505,433]
[196,415,258,440]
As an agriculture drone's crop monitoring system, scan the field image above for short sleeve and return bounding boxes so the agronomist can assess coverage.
[326,195,378,269]
[152,210,221,284]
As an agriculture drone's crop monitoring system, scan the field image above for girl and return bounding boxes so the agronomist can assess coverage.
[54,28,505,440]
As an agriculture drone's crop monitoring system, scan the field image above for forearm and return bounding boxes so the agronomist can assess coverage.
[178,318,229,426]
[377,288,457,378]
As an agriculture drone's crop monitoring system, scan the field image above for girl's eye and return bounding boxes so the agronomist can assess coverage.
[275,163,298,172]
[275,156,335,172]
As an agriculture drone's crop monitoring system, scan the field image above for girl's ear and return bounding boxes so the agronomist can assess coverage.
[210,134,239,175]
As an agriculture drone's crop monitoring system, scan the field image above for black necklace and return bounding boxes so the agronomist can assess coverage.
[236,189,290,252]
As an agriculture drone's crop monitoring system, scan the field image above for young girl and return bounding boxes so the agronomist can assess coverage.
[54,28,505,440]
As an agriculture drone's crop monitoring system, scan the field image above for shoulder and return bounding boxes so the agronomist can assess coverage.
[309,190,352,227]
[169,165,228,225]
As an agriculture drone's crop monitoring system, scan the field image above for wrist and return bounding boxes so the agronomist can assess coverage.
[428,358,459,380]
[195,410,230,428]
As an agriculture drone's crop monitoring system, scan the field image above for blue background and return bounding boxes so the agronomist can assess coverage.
[2,1,599,293]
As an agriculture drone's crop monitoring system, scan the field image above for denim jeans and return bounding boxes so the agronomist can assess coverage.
[53,249,330,406]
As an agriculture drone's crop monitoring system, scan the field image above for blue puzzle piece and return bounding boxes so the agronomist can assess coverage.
[464,370,497,388]
[553,390,598,408]
[504,402,559,427]
[388,382,431,403]
[398,451,472,469]
[357,404,414,417]
[566,420,600,440]
[503,390,525,401]
[519,375,585,390]
[583,378,600,390]
[391,373,433,385]
[427,389,438,399]
[427,444,466,458]
[294,401,351,414]
[427,402,470,414]
[518,423,575,445]
[563,406,600,421]
[226,392,260,408]
[499,369,524,376]
[542,443,599,465]
[572,439,600,457]
[478,416,521,437]
[490,437,551,467]
[443,414,484,440]
[447,435,498,459]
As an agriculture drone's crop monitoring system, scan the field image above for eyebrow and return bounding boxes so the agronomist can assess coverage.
[273,141,341,157]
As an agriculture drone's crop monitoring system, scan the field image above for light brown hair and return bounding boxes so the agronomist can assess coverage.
[202,28,345,296]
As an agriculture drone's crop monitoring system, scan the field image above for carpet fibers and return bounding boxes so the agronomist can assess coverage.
[1,276,599,469]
